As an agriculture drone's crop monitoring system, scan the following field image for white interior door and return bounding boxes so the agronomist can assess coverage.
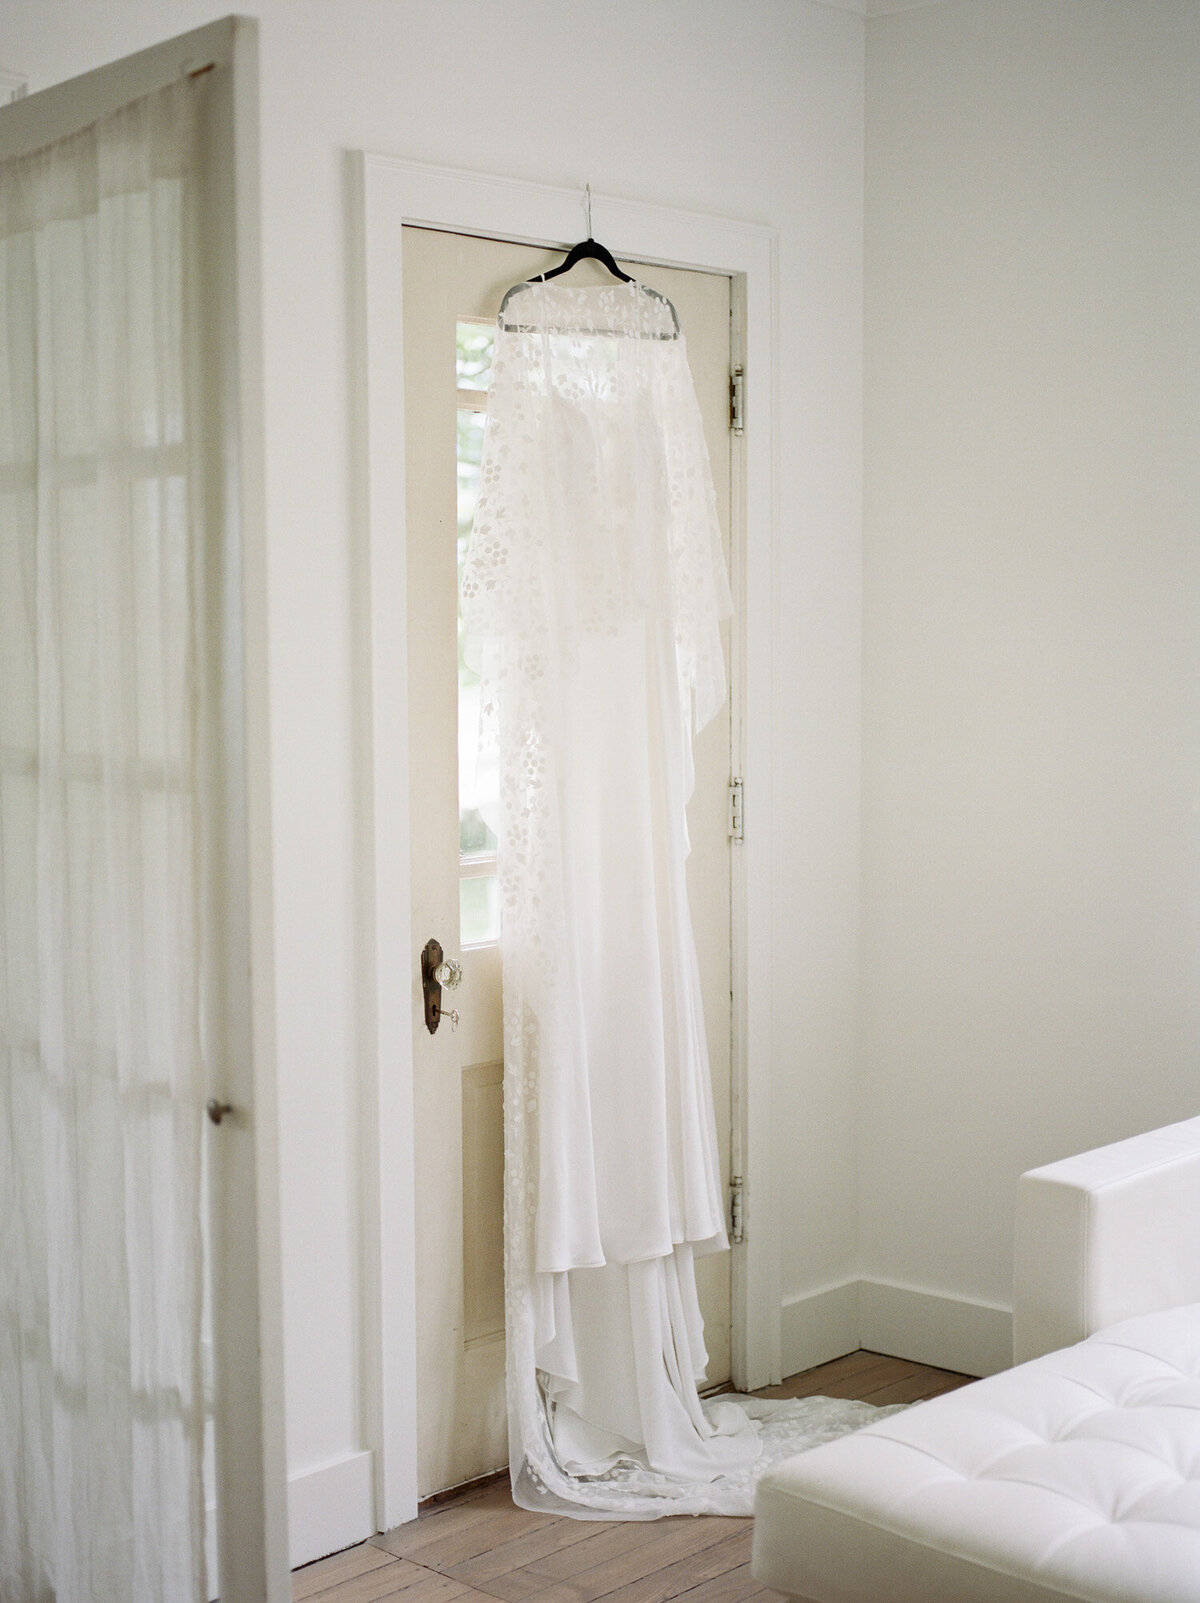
[0,22,288,1601]
[404,225,735,1497]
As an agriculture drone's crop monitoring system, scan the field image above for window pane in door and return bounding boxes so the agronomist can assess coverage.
[457,321,499,944]
[456,322,494,392]
[456,402,497,863]
[460,873,500,947]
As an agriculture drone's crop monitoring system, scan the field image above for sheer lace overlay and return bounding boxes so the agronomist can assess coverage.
[463,281,892,1518]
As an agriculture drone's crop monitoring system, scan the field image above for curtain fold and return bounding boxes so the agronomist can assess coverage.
[0,77,210,1602]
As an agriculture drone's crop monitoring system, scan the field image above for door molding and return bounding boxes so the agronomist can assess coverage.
[350,153,780,1530]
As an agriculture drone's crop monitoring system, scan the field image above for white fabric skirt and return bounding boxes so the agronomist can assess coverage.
[536,1247,761,1481]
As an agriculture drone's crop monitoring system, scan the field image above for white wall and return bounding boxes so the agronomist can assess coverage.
[0,0,867,1551]
[862,0,1200,1370]
[10,0,1198,1539]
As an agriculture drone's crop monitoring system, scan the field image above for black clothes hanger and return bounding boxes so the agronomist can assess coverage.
[537,236,633,284]
[537,184,631,285]
[498,186,681,339]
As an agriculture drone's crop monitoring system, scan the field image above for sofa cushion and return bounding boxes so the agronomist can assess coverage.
[752,1303,1200,1603]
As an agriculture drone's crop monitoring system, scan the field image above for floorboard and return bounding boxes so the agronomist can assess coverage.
[291,1352,972,1602]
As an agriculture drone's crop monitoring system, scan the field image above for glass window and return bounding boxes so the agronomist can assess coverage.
[456,322,494,392]
[456,320,499,945]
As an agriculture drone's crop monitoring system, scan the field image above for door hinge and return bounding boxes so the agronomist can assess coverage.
[729,365,745,435]
[729,1127,745,1244]
[727,779,744,842]
[729,1175,745,1245]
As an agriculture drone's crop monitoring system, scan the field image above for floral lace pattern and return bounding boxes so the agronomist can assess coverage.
[462,282,730,730]
[511,1394,907,1520]
[463,282,892,1518]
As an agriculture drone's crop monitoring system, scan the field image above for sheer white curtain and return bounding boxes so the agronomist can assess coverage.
[0,77,212,1602]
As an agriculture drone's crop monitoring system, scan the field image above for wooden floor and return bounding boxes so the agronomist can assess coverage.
[291,1352,970,1603]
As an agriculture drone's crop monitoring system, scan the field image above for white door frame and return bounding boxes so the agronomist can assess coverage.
[351,154,781,1531]
[0,18,289,1601]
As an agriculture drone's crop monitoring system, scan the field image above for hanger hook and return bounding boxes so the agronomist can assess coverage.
[584,183,593,239]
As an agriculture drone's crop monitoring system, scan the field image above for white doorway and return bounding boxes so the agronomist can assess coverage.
[354,158,781,1530]
[402,225,738,1496]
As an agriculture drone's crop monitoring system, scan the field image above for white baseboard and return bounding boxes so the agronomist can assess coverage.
[780,1280,861,1377]
[781,1279,1013,1382]
[288,1449,376,1569]
[859,1280,1012,1377]
[206,1447,375,1595]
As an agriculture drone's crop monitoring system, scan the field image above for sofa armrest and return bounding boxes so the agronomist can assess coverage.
[1012,1115,1200,1364]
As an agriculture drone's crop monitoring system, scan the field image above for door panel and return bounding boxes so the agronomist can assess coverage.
[404,226,733,1495]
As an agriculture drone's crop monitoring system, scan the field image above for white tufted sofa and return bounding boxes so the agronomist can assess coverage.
[751,1117,1200,1603]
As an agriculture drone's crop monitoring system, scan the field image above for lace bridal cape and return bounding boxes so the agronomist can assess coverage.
[461,279,887,1517]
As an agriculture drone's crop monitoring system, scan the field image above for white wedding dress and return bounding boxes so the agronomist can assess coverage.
[462,279,892,1517]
